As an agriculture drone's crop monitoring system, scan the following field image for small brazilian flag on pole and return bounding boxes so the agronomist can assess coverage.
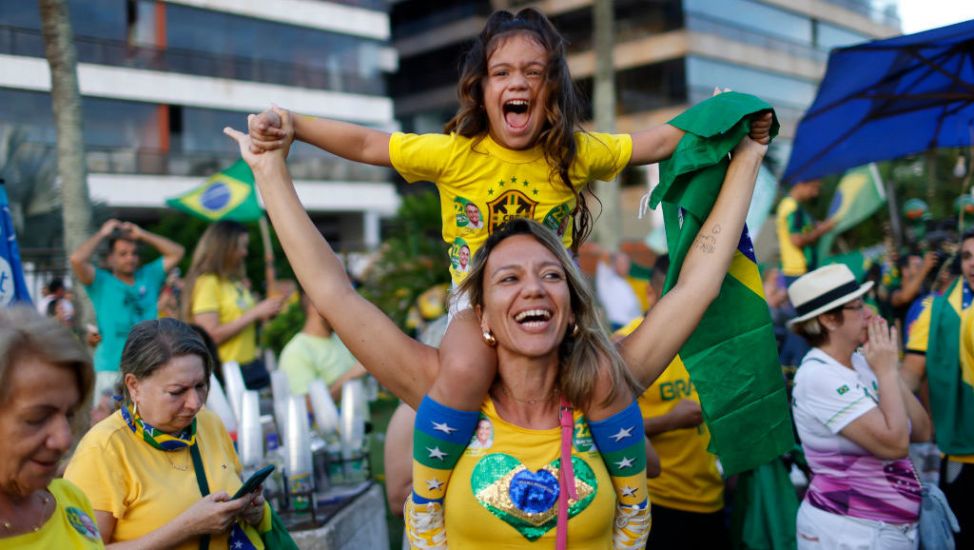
[166,160,263,222]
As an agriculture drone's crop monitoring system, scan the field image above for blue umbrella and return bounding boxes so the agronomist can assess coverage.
[783,19,974,184]
[0,179,32,306]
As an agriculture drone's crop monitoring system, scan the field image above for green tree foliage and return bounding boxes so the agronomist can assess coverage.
[797,147,972,253]
[359,189,450,330]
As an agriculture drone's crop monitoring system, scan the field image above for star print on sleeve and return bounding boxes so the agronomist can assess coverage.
[609,426,634,443]
[432,421,457,435]
[427,446,448,461]
[426,478,445,492]
[615,456,635,469]
[621,486,638,498]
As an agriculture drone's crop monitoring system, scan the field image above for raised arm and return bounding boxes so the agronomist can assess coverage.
[69,219,119,285]
[629,106,772,166]
[619,131,768,387]
[248,108,393,167]
[124,222,185,272]
[225,116,437,408]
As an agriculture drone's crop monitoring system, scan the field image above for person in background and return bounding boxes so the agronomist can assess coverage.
[65,319,272,549]
[0,307,102,548]
[594,247,643,332]
[70,219,185,399]
[36,277,74,323]
[776,180,835,285]
[789,264,930,549]
[279,292,366,400]
[182,221,284,389]
[902,229,974,547]
[617,257,728,549]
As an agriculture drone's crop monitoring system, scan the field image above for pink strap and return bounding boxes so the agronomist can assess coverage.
[556,398,576,550]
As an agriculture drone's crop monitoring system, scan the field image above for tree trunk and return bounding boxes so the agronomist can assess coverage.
[39,0,93,326]
[591,0,620,249]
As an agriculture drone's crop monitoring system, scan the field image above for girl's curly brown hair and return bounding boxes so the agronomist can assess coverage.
[444,8,594,251]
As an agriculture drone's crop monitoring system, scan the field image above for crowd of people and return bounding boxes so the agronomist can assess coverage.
[10,6,970,550]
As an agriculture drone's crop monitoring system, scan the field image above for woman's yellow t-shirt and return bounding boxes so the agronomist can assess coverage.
[64,408,270,550]
[191,274,257,364]
[445,398,615,548]
[1,479,104,548]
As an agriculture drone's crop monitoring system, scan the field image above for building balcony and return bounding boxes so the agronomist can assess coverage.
[0,24,386,97]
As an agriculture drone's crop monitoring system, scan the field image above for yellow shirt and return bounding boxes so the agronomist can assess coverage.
[776,196,814,277]
[191,274,257,364]
[637,356,724,513]
[390,131,632,284]
[2,479,104,548]
[444,399,616,548]
[65,408,268,549]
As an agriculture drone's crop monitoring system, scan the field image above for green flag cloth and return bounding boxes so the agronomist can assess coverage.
[649,91,794,476]
[166,160,263,222]
[926,277,974,455]
[730,459,799,550]
[816,163,886,259]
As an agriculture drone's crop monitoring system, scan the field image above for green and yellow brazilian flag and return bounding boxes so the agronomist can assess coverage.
[650,92,794,476]
[166,160,263,222]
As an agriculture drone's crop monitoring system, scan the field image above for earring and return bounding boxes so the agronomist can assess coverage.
[132,400,139,417]
[571,323,581,338]
[482,328,497,347]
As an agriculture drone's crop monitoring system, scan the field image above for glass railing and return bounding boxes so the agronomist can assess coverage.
[392,2,488,41]
[0,25,387,96]
[820,0,900,27]
[685,12,828,62]
[7,141,390,182]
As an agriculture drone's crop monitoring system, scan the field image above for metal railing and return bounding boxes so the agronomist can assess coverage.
[685,11,828,62]
[0,24,387,96]
[12,141,391,182]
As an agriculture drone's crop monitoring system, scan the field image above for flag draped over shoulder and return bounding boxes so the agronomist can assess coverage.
[0,182,32,306]
[649,92,794,476]
[166,160,263,222]
[927,278,974,455]
[816,163,886,259]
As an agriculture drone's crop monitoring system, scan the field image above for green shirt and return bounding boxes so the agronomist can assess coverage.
[86,258,166,373]
[279,332,357,395]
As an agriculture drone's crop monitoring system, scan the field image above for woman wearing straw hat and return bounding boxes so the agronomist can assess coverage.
[788,264,931,549]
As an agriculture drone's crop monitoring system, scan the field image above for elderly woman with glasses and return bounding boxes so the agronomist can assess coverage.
[788,264,932,549]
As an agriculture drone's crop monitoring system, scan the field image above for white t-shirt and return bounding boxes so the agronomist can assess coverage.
[792,348,920,524]
[595,261,642,326]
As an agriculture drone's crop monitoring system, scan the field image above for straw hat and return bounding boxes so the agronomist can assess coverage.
[787,264,873,326]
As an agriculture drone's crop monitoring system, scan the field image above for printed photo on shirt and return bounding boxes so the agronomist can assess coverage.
[469,416,494,450]
[450,237,472,275]
[454,197,484,231]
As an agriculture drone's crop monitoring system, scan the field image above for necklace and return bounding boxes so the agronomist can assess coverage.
[0,490,52,533]
[499,383,558,405]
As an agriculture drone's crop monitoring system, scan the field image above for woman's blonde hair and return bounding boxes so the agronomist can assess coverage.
[182,220,248,320]
[0,306,93,429]
[457,218,640,409]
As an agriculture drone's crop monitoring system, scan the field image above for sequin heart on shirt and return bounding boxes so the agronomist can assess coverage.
[471,453,597,541]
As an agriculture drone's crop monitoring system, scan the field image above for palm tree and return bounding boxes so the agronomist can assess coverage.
[0,126,60,247]
[39,0,93,324]
[591,0,620,249]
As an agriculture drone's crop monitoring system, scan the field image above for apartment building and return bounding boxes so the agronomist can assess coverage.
[0,0,400,248]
